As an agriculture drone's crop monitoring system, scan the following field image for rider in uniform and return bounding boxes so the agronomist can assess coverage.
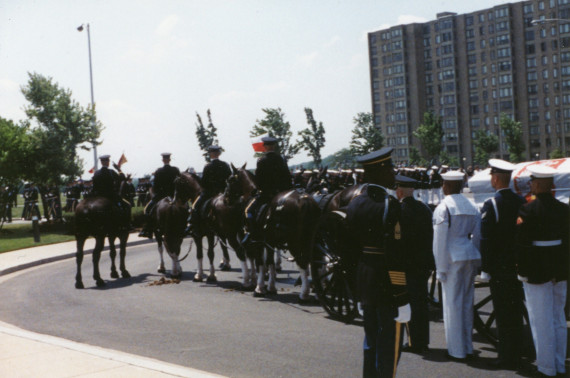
[345,147,411,378]
[186,145,231,237]
[479,159,526,370]
[139,153,180,238]
[242,136,292,245]
[395,174,434,354]
[516,165,569,377]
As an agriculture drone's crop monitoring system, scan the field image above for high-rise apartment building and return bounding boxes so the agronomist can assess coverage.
[369,0,570,166]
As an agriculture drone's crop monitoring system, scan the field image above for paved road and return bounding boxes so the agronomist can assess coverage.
[0,239,556,377]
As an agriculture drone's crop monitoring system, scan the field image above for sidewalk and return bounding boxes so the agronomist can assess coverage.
[0,233,225,378]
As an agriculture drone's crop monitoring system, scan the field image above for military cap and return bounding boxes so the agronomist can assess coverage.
[394,174,417,188]
[261,136,278,144]
[489,159,515,174]
[207,145,222,152]
[528,165,556,179]
[441,170,465,181]
[99,155,110,160]
[355,147,394,166]
[161,152,172,158]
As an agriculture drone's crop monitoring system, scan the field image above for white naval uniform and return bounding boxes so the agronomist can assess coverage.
[433,194,481,359]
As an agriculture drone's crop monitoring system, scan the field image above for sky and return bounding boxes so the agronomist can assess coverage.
[0,0,513,179]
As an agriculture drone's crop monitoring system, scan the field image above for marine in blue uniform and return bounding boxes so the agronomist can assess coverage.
[139,153,180,238]
[516,165,569,377]
[345,147,411,378]
[186,145,232,237]
[479,159,526,370]
[395,174,434,354]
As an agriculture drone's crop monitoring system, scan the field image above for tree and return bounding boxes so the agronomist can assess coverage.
[0,117,31,185]
[21,72,102,185]
[413,112,444,164]
[297,108,326,167]
[473,129,499,166]
[195,109,220,162]
[349,112,383,155]
[250,108,299,161]
[499,113,525,163]
[409,146,428,167]
[550,148,564,159]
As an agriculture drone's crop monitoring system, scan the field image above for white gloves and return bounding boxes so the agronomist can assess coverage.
[436,271,447,283]
[357,302,364,317]
[517,275,528,282]
[479,271,491,282]
[394,304,411,323]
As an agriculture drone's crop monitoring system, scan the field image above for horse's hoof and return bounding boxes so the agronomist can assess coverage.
[157,267,166,274]
[121,270,131,279]
[75,282,84,289]
[253,290,266,298]
[193,275,204,282]
[267,288,278,296]
[111,271,119,279]
[96,279,106,287]
[220,263,232,272]
[206,275,217,283]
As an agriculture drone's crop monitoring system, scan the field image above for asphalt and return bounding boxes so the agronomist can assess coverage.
[0,229,226,378]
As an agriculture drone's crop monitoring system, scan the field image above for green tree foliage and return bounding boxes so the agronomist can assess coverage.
[195,109,220,162]
[349,112,383,155]
[297,108,326,167]
[408,146,429,167]
[0,117,31,185]
[499,113,525,163]
[250,108,299,161]
[413,112,444,164]
[473,129,499,166]
[549,148,564,159]
[21,72,101,185]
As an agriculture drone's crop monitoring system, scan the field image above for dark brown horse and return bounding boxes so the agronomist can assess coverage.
[74,178,131,289]
[150,171,197,278]
[227,165,321,300]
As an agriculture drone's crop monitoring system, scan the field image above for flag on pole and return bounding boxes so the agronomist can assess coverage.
[88,167,95,174]
[117,153,128,168]
[251,133,269,153]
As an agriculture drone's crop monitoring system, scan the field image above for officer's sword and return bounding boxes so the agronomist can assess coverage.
[393,322,401,378]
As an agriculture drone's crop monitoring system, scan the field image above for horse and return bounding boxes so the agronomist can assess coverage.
[183,172,233,283]
[74,176,132,289]
[150,171,197,278]
[227,165,321,301]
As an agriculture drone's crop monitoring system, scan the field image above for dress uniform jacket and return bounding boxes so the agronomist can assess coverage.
[433,193,481,359]
[255,151,292,198]
[480,188,526,366]
[153,164,180,199]
[516,193,569,376]
[202,159,231,197]
[92,167,119,199]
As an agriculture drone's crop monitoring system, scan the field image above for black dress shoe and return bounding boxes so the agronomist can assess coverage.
[402,344,429,354]
[488,358,520,371]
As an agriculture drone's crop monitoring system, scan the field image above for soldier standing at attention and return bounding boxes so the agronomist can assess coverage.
[186,145,231,237]
[395,174,434,354]
[516,165,568,377]
[479,159,526,370]
[139,153,180,238]
[345,147,411,377]
[432,170,481,362]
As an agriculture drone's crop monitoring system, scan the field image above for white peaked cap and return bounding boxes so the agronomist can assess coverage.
[528,165,556,178]
[441,170,465,181]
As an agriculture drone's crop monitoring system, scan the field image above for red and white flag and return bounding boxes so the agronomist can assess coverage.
[88,167,95,174]
[117,153,128,168]
[251,133,268,153]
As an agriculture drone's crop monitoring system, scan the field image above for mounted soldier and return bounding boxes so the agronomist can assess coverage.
[91,154,129,219]
[139,153,180,238]
[241,136,292,246]
[344,147,411,377]
[186,145,232,238]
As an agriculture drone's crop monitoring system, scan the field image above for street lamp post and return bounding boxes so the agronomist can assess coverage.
[77,23,98,172]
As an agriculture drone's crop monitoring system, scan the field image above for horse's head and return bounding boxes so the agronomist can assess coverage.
[225,163,256,204]
[174,172,201,203]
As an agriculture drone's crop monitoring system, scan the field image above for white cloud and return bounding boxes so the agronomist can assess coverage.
[296,51,319,67]
[156,15,180,37]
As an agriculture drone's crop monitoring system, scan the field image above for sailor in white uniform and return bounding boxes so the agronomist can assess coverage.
[432,170,481,361]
